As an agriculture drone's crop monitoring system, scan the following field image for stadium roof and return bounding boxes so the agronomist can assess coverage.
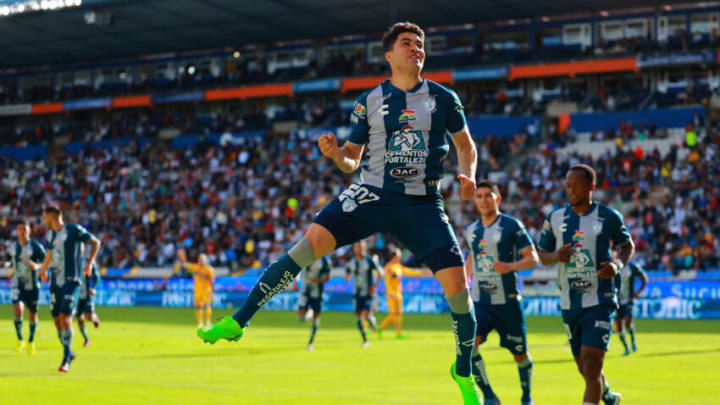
[0,0,711,70]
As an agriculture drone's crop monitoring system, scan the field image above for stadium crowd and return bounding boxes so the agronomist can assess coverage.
[2,107,718,274]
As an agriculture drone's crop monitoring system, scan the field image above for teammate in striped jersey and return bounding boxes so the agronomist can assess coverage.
[615,261,647,356]
[345,241,383,348]
[538,165,633,405]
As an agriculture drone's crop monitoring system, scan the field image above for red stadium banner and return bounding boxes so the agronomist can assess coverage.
[30,102,63,115]
[509,57,637,80]
[113,95,152,108]
[205,84,293,101]
[341,75,388,92]
[422,71,453,85]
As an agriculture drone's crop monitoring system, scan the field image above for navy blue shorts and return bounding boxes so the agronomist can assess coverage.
[354,294,372,313]
[562,304,616,357]
[314,183,463,272]
[616,303,633,319]
[11,284,40,313]
[50,282,81,317]
[76,297,96,315]
[298,293,323,314]
[474,300,528,355]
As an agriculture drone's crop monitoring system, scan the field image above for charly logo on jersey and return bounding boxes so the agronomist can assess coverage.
[398,109,416,123]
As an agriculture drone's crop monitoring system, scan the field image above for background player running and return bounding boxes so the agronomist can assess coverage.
[464,180,538,405]
[615,260,647,356]
[5,220,46,355]
[76,242,101,348]
[345,241,383,348]
[197,22,482,404]
[40,205,101,373]
[378,247,427,339]
[297,254,331,351]
[538,165,634,405]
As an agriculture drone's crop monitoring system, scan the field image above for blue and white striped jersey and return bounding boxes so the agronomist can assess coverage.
[7,238,45,290]
[46,224,95,287]
[347,78,466,196]
[300,255,332,299]
[465,214,533,305]
[346,255,382,296]
[619,262,646,305]
[538,202,632,311]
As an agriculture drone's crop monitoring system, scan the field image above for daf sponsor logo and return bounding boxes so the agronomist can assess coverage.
[390,166,419,179]
[481,283,498,291]
[571,280,593,290]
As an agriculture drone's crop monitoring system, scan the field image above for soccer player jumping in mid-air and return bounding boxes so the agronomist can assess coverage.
[197,21,482,404]
[538,165,634,405]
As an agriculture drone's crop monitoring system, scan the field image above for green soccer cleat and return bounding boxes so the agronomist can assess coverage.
[196,316,244,344]
[450,362,483,405]
[15,340,25,353]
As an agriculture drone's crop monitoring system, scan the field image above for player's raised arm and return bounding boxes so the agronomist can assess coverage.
[451,126,477,201]
[318,132,364,173]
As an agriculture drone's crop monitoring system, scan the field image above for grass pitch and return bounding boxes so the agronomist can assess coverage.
[1,305,718,404]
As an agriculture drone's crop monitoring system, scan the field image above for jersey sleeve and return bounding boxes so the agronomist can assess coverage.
[90,263,101,287]
[185,263,201,273]
[513,219,533,251]
[73,224,94,244]
[347,94,370,145]
[445,89,467,134]
[607,209,632,246]
[31,241,46,263]
[320,257,331,277]
[631,262,647,278]
[537,214,556,252]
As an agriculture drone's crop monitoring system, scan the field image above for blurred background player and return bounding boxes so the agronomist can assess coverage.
[5,220,46,355]
[76,242,102,348]
[177,249,215,328]
[345,241,383,348]
[40,205,101,373]
[615,261,648,356]
[538,165,634,405]
[378,247,426,339]
[464,180,539,405]
[297,255,332,351]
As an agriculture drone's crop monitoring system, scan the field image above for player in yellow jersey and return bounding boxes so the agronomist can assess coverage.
[378,248,428,339]
[177,250,215,327]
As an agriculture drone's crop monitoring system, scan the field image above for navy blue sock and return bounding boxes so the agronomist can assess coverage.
[13,318,23,340]
[309,321,319,345]
[471,354,497,399]
[356,319,367,342]
[618,331,629,352]
[60,328,73,363]
[451,307,476,377]
[232,254,301,327]
[28,321,38,343]
[78,319,89,342]
[517,357,533,402]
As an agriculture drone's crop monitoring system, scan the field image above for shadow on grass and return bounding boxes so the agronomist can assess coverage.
[636,347,720,358]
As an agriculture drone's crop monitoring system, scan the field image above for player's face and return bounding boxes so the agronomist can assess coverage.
[474,187,500,215]
[42,212,53,228]
[353,242,366,256]
[16,224,29,241]
[565,171,594,206]
[386,32,424,72]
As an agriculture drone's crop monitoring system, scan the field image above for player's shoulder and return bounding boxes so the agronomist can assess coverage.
[425,79,458,98]
[596,202,624,222]
[499,213,524,229]
[464,218,481,232]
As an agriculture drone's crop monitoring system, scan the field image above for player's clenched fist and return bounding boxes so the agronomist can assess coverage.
[318,132,339,160]
[456,174,476,201]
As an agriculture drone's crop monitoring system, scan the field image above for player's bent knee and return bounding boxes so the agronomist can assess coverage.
[304,224,337,258]
[446,288,472,314]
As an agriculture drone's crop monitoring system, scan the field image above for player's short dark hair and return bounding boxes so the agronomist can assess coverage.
[17,219,30,228]
[569,164,596,185]
[475,180,501,196]
[382,21,425,52]
[43,205,62,217]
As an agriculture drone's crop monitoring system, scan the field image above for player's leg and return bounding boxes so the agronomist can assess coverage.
[228,224,334,330]
[499,300,533,405]
[615,306,630,355]
[307,300,321,350]
[27,309,38,355]
[356,302,369,346]
[578,346,606,404]
[435,265,476,378]
[76,298,90,346]
[193,290,204,327]
[394,295,405,338]
[204,295,212,327]
[470,303,498,402]
[367,295,378,332]
[57,283,81,372]
[378,296,394,331]
[625,313,637,352]
[12,300,25,351]
[577,306,620,405]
